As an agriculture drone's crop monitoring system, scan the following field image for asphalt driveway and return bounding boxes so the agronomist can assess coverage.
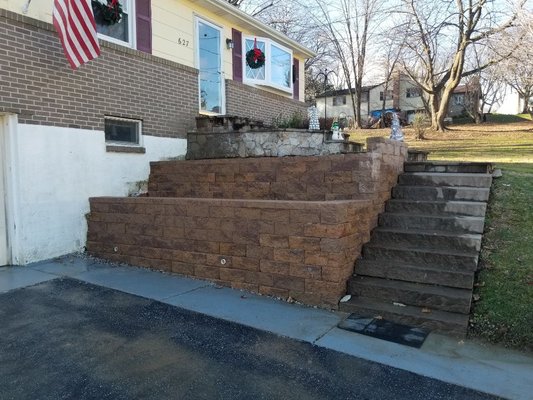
[0,278,498,400]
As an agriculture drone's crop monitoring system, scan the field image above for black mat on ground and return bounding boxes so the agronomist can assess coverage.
[338,313,429,348]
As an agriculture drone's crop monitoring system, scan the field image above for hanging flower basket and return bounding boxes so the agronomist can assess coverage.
[91,0,123,26]
[246,39,265,69]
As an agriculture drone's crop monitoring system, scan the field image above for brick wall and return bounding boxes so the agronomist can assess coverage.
[87,197,374,308]
[0,9,198,138]
[225,80,308,125]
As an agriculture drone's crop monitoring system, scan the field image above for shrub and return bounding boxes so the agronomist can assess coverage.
[271,111,308,129]
[412,112,429,140]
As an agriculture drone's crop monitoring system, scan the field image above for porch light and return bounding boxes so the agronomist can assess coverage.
[226,38,234,50]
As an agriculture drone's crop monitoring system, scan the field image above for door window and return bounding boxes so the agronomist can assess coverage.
[198,20,223,114]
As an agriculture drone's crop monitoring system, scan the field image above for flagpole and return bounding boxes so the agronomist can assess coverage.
[22,0,32,14]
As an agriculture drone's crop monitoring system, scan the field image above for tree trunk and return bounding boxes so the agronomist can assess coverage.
[521,96,530,114]
[355,87,362,129]
[429,93,446,131]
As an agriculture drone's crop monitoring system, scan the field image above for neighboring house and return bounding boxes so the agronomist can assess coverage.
[316,73,425,124]
[0,0,315,265]
[448,84,481,118]
[316,73,482,123]
[491,85,529,115]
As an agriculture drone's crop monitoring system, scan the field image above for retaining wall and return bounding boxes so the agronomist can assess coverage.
[88,197,374,308]
[87,137,408,308]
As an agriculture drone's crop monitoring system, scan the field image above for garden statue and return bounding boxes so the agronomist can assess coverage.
[390,113,404,141]
[331,120,343,140]
[308,106,320,130]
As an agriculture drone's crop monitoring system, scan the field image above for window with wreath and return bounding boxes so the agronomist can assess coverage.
[244,37,292,93]
[92,0,133,47]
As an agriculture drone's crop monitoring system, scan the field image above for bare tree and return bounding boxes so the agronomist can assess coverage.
[398,0,525,131]
[378,35,406,127]
[226,0,245,6]
[311,0,385,129]
[495,12,533,115]
[239,0,279,17]
[465,46,506,118]
[240,0,336,100]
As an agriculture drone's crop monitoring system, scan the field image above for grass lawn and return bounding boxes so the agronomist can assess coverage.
[349,117,533,351]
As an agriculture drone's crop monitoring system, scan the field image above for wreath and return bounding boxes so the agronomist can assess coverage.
[91,0,123,26]
[246,39,265,69]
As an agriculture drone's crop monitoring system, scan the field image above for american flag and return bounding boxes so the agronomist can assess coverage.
[53,0,101,69]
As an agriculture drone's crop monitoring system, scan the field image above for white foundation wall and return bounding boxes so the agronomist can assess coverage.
[13,124,186,265]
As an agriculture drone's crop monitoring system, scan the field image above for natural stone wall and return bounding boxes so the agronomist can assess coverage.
[187,129,363,159]
[87,197,374,308]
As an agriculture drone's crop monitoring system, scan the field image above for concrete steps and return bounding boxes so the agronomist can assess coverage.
[392,185,490,202]
[379,213,485,234]
[363,244,479,271]
[341,161,492,337]
[398,172,493,188]
[354,260,474,289]
[340,297,470,337]
[348,276,472,314]
[404,162,492,174]
[386,199,486,217]
[371,228,482,252]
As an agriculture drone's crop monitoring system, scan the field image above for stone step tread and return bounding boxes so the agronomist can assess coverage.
[380,212,485,222]
[395,185,491,191]
[354,259,474,288]
[340,296,470,328]
[391,187,491,202]
[402,172,492,177]
[388,199,487,206]
[395,184,491,189]
[374,226,483,241]
[350,276,472,301]
[371,228,482,253]
[364,242,479,258]
[399,179,492,189]
[386,200,487,217]
[405,161,491,166]
[398,175,492,189]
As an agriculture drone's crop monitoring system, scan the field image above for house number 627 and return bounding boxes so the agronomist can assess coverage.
[178,38,189,47]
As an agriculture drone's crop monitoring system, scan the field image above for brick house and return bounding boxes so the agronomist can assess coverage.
[0,0,315,265]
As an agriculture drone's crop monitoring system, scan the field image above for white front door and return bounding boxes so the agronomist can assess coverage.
[196,17,224,115]
[0,116,9,265]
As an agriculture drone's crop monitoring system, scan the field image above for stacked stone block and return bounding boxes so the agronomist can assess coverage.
[87,137,408,308]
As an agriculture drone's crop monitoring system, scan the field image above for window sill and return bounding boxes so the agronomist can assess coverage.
[243,80,293,97]
[106,145,146,154]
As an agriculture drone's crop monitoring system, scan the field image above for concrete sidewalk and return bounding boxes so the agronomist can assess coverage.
[1,254,532,400]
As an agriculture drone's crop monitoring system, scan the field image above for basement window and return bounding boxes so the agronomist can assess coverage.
[105,116,142,146]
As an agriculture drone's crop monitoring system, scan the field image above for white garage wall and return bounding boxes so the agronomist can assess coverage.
[12,124,186,265]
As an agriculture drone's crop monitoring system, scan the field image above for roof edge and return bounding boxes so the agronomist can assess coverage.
[199,0,317,58]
